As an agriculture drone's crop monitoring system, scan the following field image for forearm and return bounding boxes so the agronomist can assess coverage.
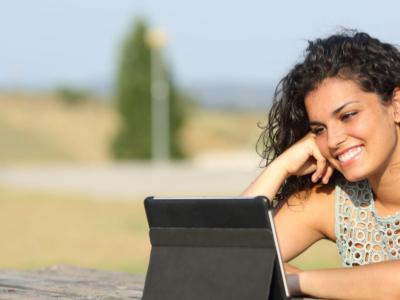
[297,261,400,300]
[241,159,288,200]
[242,133,335,199]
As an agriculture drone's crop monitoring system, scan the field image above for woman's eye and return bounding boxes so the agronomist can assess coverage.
[311,127,324,135]
[341,111,358,121]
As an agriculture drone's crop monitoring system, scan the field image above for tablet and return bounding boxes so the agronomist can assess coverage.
[142,196,307,300]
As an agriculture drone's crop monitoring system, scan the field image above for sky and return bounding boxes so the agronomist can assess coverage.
[1,0,400,89]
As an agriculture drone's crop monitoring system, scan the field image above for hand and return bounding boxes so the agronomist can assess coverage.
[284,263,303,296]
[274,133,334,184]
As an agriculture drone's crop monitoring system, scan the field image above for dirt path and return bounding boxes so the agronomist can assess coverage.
[0,154,262,199]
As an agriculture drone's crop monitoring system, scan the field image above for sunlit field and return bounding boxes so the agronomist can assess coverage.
[0,93,117,163]
[0,184,341,273]
[0,92,341,273]
[0,92,265,164]
[0,185,150,273]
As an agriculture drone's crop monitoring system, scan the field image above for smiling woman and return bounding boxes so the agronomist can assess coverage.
[305,78,400,182]
[243,30,400,300]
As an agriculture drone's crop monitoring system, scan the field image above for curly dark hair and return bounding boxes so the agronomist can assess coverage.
[257,29,400,202]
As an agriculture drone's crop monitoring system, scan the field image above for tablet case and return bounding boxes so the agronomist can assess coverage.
[142,196,287,300]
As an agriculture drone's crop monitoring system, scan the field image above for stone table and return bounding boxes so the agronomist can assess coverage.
[0,265,144,299]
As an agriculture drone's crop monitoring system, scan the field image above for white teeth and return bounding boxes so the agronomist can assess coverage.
[338,146,363,163]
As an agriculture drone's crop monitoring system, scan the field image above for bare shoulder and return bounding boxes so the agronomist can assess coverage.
[275,183,336,242]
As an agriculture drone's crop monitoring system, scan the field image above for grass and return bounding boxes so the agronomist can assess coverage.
[0,93,341,273]
[0,184,341,273]
[0,92,266,164]
[180,108,265,157]
[0,119,71,162]
[0,92,117,164]
[0,185,150,273]
[290,239,342,269]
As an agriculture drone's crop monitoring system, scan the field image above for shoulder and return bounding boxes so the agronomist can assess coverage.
[275,183,336,240]
[273,183,337,260]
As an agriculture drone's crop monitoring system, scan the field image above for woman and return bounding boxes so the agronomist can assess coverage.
[243,30,400,300]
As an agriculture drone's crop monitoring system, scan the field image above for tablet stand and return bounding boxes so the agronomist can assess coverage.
[142,212,287,299]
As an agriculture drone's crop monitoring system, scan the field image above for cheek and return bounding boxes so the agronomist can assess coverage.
[342,112,373,140]
[349,113,388,141]
[346,122,368,138]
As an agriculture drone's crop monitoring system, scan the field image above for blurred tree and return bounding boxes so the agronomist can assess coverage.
[112,18,185,160]
[56,86,88,105]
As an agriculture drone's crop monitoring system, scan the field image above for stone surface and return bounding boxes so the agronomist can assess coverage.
[0,265,144,299]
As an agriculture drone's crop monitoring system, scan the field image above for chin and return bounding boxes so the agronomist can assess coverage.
[339,169,368,183]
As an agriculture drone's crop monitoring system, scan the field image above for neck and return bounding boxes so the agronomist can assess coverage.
[369,160,400,214]
[368,126,400,212]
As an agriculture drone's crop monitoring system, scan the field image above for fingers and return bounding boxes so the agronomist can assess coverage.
[321,164,334,184]
[282,132,336,183]
[310,145,327,183]
[308,137,334,184]
[311,152,335,184]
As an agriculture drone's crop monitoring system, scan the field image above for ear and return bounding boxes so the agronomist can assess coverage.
[392,87,400,123]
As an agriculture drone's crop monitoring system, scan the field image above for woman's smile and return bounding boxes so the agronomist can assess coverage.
[336,145,364,168]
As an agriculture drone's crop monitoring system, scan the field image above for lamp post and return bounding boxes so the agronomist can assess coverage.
[146,28,170,163]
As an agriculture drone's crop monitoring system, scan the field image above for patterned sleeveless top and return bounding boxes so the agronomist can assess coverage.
[335,179,400,267]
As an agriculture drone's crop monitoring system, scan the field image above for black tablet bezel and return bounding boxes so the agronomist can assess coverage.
[144,196,270,228]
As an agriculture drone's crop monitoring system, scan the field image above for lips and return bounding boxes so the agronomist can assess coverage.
[336,145,364,166]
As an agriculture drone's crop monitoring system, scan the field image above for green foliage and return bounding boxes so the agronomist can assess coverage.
[168,74,185,159]
[112,18,185,160]
[56,86,88,105]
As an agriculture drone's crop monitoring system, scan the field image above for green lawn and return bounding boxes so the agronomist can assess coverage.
[0,95,342,273]
[0,185,341,274]
[0,186,150,273]
[0,120,72,163]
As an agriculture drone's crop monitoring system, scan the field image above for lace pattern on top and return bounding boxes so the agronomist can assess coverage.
[335,179,400,267]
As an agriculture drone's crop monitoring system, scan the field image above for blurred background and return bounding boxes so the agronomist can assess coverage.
[0,0,398,274]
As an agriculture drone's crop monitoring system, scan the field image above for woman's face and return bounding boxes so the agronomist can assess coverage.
[304,77,400,182]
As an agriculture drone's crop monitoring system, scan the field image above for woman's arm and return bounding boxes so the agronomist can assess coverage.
[242,133,334,199]
[274,183,336,261]
[242,158,289,200]
[243,132,400,299]
[243,133,337,261]
[294,261,400,300]
[277,188,399,300]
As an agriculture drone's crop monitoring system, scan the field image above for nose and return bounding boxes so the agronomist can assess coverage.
[327,124,347,149]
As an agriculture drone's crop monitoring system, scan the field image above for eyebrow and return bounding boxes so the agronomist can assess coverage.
[309,100,360,126]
